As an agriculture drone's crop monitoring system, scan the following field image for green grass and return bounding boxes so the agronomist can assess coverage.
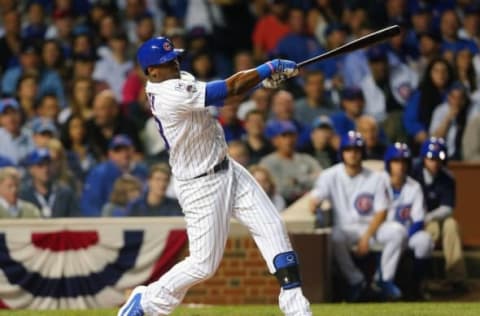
[0,303,479,316]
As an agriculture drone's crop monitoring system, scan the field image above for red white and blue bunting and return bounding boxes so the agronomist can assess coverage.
[0,219,187,309]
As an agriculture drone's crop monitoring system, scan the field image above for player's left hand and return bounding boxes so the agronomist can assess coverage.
[269,59,299,79]
[356,235,370,256]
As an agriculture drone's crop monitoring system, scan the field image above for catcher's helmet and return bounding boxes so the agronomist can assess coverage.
[420,137,447,161]
[338,130,365,161]
[136,37,184,74]
[384,142,411,172]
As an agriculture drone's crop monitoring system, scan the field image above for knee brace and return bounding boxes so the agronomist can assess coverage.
[273,251,302,290]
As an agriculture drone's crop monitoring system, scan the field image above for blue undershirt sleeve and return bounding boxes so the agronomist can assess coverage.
[205,80,228,107]
[408,221,424,238]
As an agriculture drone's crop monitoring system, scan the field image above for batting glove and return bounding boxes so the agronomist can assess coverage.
[261,73,285,89]
[269,59,299,78]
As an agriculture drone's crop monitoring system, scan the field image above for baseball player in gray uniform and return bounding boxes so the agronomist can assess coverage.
[308,131,405,301]
[118,37,312,316]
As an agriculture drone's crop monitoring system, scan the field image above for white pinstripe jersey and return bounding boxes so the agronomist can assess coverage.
[146,71,227,180]
[309,163,389,226]
[383,173,425,229]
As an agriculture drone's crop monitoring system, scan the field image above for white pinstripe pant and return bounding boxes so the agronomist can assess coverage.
[141,159,312,316]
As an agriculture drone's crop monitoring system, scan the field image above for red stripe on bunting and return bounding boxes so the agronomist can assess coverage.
[146,229,188,284]
[31,230,99,251]
[0,299,9,309]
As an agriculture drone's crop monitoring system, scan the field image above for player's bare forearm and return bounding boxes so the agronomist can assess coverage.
[364,210,387,239]
[224,69,262,97]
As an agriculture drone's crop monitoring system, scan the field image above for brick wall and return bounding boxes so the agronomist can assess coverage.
[181,236,280,305]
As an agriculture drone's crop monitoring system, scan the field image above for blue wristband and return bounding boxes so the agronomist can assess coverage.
[256,62,275,80]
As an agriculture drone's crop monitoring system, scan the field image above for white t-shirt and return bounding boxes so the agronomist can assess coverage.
[145,71,227,180]
[309,163,389,226]
[383,173,425,229]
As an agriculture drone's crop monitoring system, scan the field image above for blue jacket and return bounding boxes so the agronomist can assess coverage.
[80,161,148,217]
[126,192,183,217]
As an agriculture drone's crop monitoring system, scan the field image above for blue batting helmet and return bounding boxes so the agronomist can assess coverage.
[420,137,448,161]
[338,131,365,161]
[136,37,184,74]
[384,142,411,172]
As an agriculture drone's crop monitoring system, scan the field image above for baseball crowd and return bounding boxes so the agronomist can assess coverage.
[0,0,477,302]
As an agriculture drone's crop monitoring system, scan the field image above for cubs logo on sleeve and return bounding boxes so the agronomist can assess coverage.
[354,193,374,216]
[395,204,412,224]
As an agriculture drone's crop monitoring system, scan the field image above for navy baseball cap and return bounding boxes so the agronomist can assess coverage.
[341,87,364,100]
[366,46,388,62]
[410,2,431,15]
[265,120,297,139]
[23,148,51,166]
[448,81,467,94]
[312,115,333,129]
[109,134,133,150]
[324,23,348,37]
[0,98,20,114]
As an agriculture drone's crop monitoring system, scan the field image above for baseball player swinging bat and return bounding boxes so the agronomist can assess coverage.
[298,24,401,68]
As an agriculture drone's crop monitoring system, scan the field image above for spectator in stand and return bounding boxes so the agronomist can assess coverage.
[41,39,67,80]
[260,120,321,205]
[0,10,21,75]
[306,115,337,169]
[85,89,143,160]
[319,23,348,87]
[102,174,143,217]
[270,89,310,150]
[294,70,336,127]
[412,137,468,293]
[0,98,34,164]
[134,12,155,49]
[330,87,365,139]
[93,30,134,101]
[127,164,183,217]
[462,112,480,161]
[1,42,66,107]
[404,57,455,148]
[252,0,290,62]
[80,134,147,217]
[404,2,432,56]
[58,77,94,125]
[71,27,95,58]
[20,148,79,218]
[60,115,96,181]
[22,2,47,41]
[190,50,218,82]
[16,73,39,123]
[97,14,118,47]
[454,47,478,92]
[233,51,255,72]
[241,109,273,165]
[249,164,286,212]
[31,118,58,149]
[122,63,150,131]
[429,82,479,160]
[45,8,74,58]
[0,167,40,219]
[306,0,343,47]
[218,98,245,143]
[360,45,418,142]
[35,94,60,123]
[409,31,442,79]
[439,9,478,64]
[356,115,387,160]
[47,138,81,194]
[237,87,272,121]
[227,141,250,167]
[275,7,322,68]
[458,6,480,48]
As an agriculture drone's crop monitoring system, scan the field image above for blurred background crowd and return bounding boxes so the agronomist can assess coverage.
[1,0,480,219]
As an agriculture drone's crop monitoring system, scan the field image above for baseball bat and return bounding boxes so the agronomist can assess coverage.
[297,25,401,68]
